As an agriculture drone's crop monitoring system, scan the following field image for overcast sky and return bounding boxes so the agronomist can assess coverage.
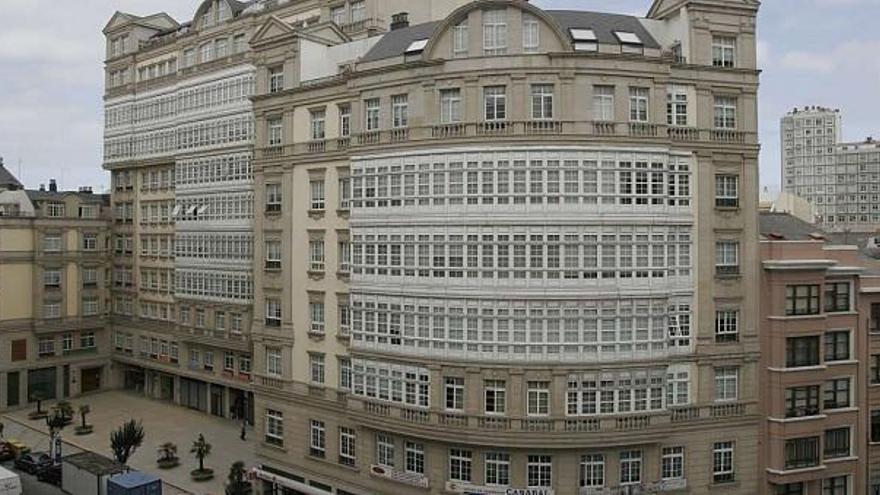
[0,0,877,193]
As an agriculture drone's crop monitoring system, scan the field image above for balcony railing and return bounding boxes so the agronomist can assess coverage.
[257,120,757,160]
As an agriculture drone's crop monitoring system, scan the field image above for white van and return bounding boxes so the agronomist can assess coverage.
[0,465,21,495]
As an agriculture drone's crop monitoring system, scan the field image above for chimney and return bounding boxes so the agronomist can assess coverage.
[391,12,409,30]
[39,184,45,191]
[49,179,57,192]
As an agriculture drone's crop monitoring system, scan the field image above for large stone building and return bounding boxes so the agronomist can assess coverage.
[0,162,113,410]
[780,106,880,232]
[243,0,763,493]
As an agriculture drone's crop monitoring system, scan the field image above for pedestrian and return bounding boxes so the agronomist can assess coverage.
[240,420,246,441]
[0,420,4,438]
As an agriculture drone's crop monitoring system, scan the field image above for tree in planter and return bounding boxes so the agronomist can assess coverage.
[110,419,145,465]
[157,442,179,469]
[75,405,93,435]
[190,434,213,480]
[54,401,74,425]
[28,392,47,420]
[226,461,251,495]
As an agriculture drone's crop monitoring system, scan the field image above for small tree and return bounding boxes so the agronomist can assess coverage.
[110,419,145,465]
[158,442,177,462]
[54,401,74,423]
[190,434,211,473]
[45,410,67,436]
[78,405,91,428]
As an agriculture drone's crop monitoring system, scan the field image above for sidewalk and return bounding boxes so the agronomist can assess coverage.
[4,391,257,495]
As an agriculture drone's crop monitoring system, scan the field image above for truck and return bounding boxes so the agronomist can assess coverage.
[107,471,162,495]
[0,465,22,495]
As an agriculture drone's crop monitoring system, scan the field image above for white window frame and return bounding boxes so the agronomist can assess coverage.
[527,381,550,416]
[619,450,642,485]
[715,174,739,207]
[593,86,615,121]
[715,240,740,275]
[712,35,737,68]
[715,309,739,342]
[445,377,464,412]
[365,98,380,131]
[309,240,325,271]
[310,419,326,457]
[453,20,469,57]
[265,409,283,445]
[580,454,604,488]
[449,448,472,482]
[527,455,552,488]
[310,179,325,210]
[266,347,282,376]
[531,84,554,120]
[268,66,284,93]
[522,14,540,53]
[661,446,685,480]
[484,86,507,121]
[482,9,508,55]
[391,94,408,128]
[376,433,395,468]
[310,110,326,140]
[339,427,357,466]
[714,367,738,402]
[714,96,737,129]
[667,86,688,127]
[309,301,325,334]
[309,352,325,384]
[629,87,649,122]
[485,452,510,487]
[712,441,735,483]
[440,89,462,124]
[484,379,507,415]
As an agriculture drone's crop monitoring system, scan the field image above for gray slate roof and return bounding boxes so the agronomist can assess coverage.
[361,21,441,63]
[360,9,660,63]
[0,163,23,190]
[759,212,826,241]
[26,190,110,204]
[546,10,660,49]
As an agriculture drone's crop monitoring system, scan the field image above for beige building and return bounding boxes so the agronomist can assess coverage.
[244,0,763,494]
[0,163,113,410]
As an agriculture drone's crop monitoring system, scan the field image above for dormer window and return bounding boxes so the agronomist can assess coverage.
[522,14,539,53]
[482,9,508,55]
[405,39,429,55]
[614,31,644,54]
[350,1,366,23]
[110,35,128,58]
[570,29,597,52]
[453,20,469,57]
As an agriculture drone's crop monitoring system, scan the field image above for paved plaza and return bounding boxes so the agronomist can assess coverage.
[3,390,256,495]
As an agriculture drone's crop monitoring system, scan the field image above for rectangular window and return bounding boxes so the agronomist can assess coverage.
[43,268,61,288]
[82,234,98,251]
[405,441,425,474]
[824,427,850,459]
[522,14,540,53]
[824,330,850,361]
[784,437,819,470]
[445,377,464,411]
[873,355,880,384]
[309,301,325,334]
[823,378,850,410]
[712,36,737,67]
[527,455,552,488]
[824,283,851,312]
[265,299,282,327]
[365,98,380,131]
[786,285,820,315]
[376,433,395,468]
[629,87,649,122]
[265,409,283,446]
[619,450,641,485]
[484,380,506,414]
[784,385,820,418]
[309,353,325,384]
[339,104,352,137]
[350,1,365,22]
[485,452,510,486]
[449,449,472,482]
[666,86,688,126]
[527,381,550,416]
[309,240,325,271]
[453,20,468,57]
[310,110,326,140]
[331,6,346,25]
[714,367,738,402]
[715,241,739,275]
[43,234,62,252]
[580,454,604,488]
[713,441,734,483]
[266,347,282,376]
[593,86,615,121]
[310,420,325,457]
[715,175,739,207]
[531,84,554,120]
[482,9,508,55]
[823,476,848,495]
[440,89,462,124]
[484,86,507,121]
[391,95,408,128]
[265,241,281,270]
[786,336,820,368]
[339,427,357,466]
[661,447,685,480]
[310,180,325,210]
[268,66,284,93]
[715,310,739,343]
[38,336,55,357]
[714,96,737,129]
[265,183,282,212]
[267,118,282,146]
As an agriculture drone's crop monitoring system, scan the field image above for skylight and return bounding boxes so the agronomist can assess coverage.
[614,31,642,45]
[570,29,597,42]
[405,39,429,55]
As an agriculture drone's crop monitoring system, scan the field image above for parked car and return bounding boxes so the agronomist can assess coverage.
[13,453,50,474]
[35,464,61,486]
[2,440,28,455]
